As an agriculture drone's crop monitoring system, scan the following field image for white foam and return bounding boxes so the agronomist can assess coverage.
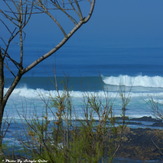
[4,86,163,101]
[102,75,163,88]
[147,98,163,104]
[5,86,163,121]
[6,87,116,99]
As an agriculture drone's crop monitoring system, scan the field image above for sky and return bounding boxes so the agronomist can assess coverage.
[79,0,163,46]
[23,0,163,47]
[1,0,163,48]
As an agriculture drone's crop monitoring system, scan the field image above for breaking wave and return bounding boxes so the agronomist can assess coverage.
[102,75,163,88]
[4,86,163,100]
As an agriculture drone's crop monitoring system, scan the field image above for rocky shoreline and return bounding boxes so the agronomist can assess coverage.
[129,116,163,127]
[114,116,163,161]
[116,128,163,161]
[5,116,163,162]
[72,116,163,161]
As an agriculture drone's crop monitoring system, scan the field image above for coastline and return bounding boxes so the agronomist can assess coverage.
[3,116,163,162]
[115,127,163,161]
[115,116,163,161]
[75,116,163,161]
[75,116,163,129]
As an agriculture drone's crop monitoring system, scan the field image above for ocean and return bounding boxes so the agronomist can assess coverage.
[4,40,163,120]
[3,39,163,155]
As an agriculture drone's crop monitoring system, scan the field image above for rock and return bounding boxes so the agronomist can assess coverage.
[152,122,163,127]
[116,128,163,160]
[131,116,162,122]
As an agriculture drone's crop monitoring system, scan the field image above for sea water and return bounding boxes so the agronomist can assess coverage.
[4,40,163,120]
[3,40,163,152]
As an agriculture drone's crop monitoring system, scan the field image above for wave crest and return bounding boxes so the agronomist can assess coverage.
[102,75,163,88]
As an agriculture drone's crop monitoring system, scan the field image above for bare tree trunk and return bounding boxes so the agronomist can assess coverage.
[0,50,23,157]
[0,50,4,127]
[0,50,4,158]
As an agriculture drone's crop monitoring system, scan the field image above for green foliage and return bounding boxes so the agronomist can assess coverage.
[15,86,130,162]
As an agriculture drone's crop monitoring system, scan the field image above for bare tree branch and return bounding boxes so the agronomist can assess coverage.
[36,0,68,37]
[74,0,83,20]
[50,0,78,25]
[23,0,96,73]
[68,0,81,19]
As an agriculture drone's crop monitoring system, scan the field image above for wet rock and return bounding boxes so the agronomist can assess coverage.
[152,122,163,127]
[131,116,162,122]
[116,128,163,160]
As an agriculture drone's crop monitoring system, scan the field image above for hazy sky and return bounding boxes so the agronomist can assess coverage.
[1,0,163,47]
[29,0,163,47]
[79,0,163,45]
